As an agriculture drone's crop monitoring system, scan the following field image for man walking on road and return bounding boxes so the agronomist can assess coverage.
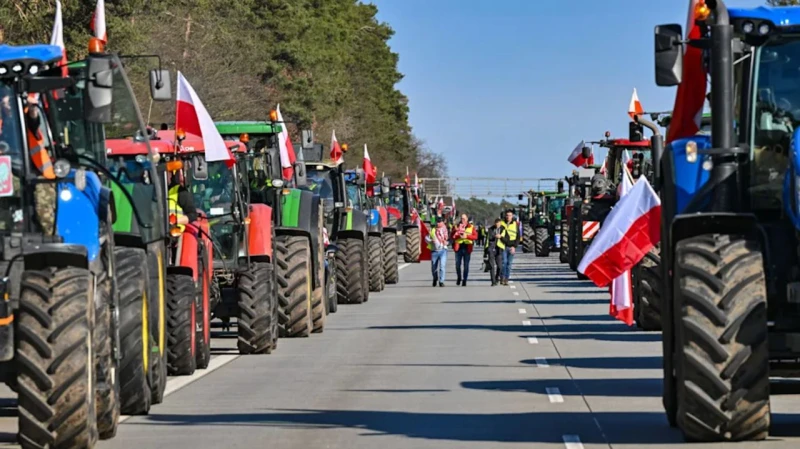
[499,209,520,285]
[426,216,449,287]
[452,214,478,286]
[485,218,505,286]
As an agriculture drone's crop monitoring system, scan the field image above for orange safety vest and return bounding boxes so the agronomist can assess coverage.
[27,127,55,179]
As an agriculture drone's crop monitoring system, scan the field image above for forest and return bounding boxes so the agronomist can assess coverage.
[0,0,446,179]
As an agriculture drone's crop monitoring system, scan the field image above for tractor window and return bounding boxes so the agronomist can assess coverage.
[45,72,105,162]
[0,83,23,231]
[388,189,404,210]
[346,183,362,210]
[750,38,800,209]
[303,168,334,200]
[549,198,565,213]
[191,160,234,216]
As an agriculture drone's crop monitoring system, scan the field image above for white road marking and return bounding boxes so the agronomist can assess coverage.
[535,357,549,368]
[562,435,584,449]
[510,285,516,289]
[398,263,411,270]
[509,280,514,284]
[118,354,240,423]
[513,292,519,296]
[546,387,564,403]
[522,320,532,326]
[527,337,538,344]
[518,308,526,314]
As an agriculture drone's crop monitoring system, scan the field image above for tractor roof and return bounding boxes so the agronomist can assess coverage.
[0,44,62,70]
[215,121,282,135]
[106,138,171,156]
[152,130,246,155]
[603,139,651,149]
[729,6,800,26]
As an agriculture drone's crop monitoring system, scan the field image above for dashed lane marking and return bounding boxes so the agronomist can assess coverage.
[510,285,516,289]
[562,435,584,449]
[527,337,538,344]
[509,280,514,284]
[535,357,549,368]
[398,263,411,270]
[518,308,526,314]
[522,320,532,326]
[546,387,564,403]
[513,292,519,296]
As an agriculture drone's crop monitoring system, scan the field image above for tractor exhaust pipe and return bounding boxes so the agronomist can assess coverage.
[634,115,663,184]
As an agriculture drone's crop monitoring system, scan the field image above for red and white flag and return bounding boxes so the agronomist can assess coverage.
[666,0,707,143]
[599,159,607,175]
[276,104,296,180]
[330,130,343,166]
[578,176,661,287]
[628,88,644,120]
[414,172,419,194]
[91,0,108,43]
[609,167,635,326]
[176,72,234,167]
[50,1,68,76]
[567,140,594,167]
[363,144,376,185]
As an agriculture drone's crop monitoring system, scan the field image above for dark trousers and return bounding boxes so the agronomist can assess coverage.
[488,248,502,284]
[455,245,471,281]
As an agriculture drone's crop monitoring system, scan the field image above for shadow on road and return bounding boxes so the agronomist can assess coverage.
[461,377,662,397]
[520,356,662,370]
[528,298,608,305]
[369,322,637,334]
[533,332,663,343]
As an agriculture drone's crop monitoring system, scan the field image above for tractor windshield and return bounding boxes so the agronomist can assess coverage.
[346,183,362,210]
[388,189,405,211]
[192,160,235,216]
[303,168,335,200]
[750,38,800,210]
[0,83,24,231]
[548,198,565,213]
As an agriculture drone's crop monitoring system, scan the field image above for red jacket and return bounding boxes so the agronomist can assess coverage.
[451,223,478,254]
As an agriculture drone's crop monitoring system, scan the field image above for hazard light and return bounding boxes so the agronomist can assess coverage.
[342,144,349,153]
[169,226,182,237]
[695,1,710,22]
[169,214,177,225]
[239,133,249,143]
[88,37,105,54]
[166,160,183,172]
[269,110,278,122]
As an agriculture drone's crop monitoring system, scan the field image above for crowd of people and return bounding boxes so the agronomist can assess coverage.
[426,209,521,287]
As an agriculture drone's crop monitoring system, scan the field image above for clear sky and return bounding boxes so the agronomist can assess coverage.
[371,0,765,185]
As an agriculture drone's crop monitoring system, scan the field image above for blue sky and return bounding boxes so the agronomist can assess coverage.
[371,0,765,186]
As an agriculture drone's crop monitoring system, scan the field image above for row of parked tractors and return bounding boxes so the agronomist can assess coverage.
[0,44,428,449]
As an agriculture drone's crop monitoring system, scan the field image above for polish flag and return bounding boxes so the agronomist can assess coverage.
[414,172,419,194]
[363,144,376,185]
[176,72,234,167]
[628,88,644,120]
[599,159,607,175]
[50,1,68,77]
[609,167,635,326]
[330,130,343,166]
[578,176,661,287]
[567,140,594,167]
[91,0,108,43]
[276,104,296,180]
[666,0,708,143]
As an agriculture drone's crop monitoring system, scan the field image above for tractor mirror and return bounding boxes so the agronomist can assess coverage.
[518,194,523,201]
[381,176,391,194]
[655,24,683,87]
[557,179,565,193]
[581,146,592,159]
[149,69,172,101]
[293,161,307,187]
[84,56,113,124]
[192,155,208,180]
[629,122,644,142]
[266,148,282,181]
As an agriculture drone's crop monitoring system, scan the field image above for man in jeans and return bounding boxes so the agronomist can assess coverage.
[426,216,449,287]
[499,209,521,285]
[452,214,478,286]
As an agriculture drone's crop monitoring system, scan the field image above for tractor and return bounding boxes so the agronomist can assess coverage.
[216,121,326,336]
[372,178,400,284]
[565,166,602,273]
[345,169,388,293]
[389,183,423,263]
[531,188,568,258]
[653,2,800,441]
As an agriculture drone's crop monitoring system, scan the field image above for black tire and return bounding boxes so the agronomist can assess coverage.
[238,262,275,354]
[368,235,383,292]
[311,284,326,333]
[674,234,769,442]
[635,247,662,331]
[196,248,211,369]
[522,225,534,253]
[276,235,312,338]
[149,326,167,406]
[403,227,420,263]
[568,218,578,271]
[559,220,569,263]
[534,227,550,257]
[17,267,97,449]
[336,237,367,304]
[326,254,338,314]
[96,234,119,440]
[115,247,151,415]
[166,274,196,375]
[383,232,399,284]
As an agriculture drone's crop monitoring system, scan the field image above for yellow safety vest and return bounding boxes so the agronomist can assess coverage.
[427,226,447,251]
[455,224,475,246]
[168,184,187,232]
[485,226,505,249]
[497,221,517,250]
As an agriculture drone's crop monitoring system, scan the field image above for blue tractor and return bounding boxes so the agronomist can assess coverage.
[654,2,800,442]
[344,169,385,293]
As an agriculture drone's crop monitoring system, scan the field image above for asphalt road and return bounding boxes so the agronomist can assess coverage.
[1,253,800,448]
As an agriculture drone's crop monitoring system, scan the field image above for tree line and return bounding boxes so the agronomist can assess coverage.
[0,0,447,179]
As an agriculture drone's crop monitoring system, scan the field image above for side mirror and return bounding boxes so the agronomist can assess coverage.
[192,155,208,180]
[150,69,172,101]
[655,24,683,87]
[629,122,644,142]
[323,198,335,215]
[84,56,113,124]
[581,146,592,159]
[293,161,307,187]
[266,148,283,181]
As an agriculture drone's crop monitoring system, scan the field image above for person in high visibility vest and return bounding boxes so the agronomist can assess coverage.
[484,218,505,286]
[498,209,521,285]
[168,170,198,232]
[23,94,57,235]
[425,215,449,287]
[451,213,477,286]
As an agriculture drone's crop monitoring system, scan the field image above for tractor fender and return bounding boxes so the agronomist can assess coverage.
[383,227,397,234]
[335,230,365,241]
[248,203,273,258]
[23,243,89,271]
[367,209,383,234]
[240,255,271,266]
[55,170,104,263]
[167,265,193,278]
[341,209,368,236]
[671,213,761,251]
[178,219,208,281]
[280,189,315,233]
[402,223,419,232]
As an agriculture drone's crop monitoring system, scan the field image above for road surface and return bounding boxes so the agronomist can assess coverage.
[1,253,799,448]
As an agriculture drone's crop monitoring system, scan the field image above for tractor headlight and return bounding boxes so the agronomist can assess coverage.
[742,21,755,34]
[11,63,23,74]
[53,159,71,178]
[685,140,698,163]
[759,23,771,36]
[0,65,7,76]
[28,64,39,75]
[272,179,284,188]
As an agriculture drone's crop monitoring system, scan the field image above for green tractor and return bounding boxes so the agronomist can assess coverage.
[216,122,326,337]
[531,188,568,257]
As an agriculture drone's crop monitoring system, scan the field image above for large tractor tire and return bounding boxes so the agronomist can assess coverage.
[559,220,569,263]
[534,227,550,257]
[17,267,97,449]
[95,235,119,440]
[166,274,196,376]
[237,262,276,354]
[635,247,662,331]
[368,235,384,292]
[673,234,769,442]
[336,237,367,304]
[195,249,211,369]
[383,232,399,284]
[568,220,578,271]
[403,227,421,263]
[115,247,151,415]
[522,225,535,253]
[276,235,313,338]
[326,253,338,315]
[311,285,326,333]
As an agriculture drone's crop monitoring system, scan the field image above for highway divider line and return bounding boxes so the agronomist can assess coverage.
[518,308,526,314]
[546,387,564,403]
[522,320,532,326]
[534,357,549,368]
[562,435,584,449]
[527,337,539,344]
[398,263,411,270]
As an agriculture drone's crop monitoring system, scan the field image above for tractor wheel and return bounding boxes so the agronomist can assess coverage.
[195,248,211,369]
[276,235,313,338]
[559,220,569,263]
[237,262,275,354]
[403,227,421,263]
[368,235,383,292]
[336,238,367,304]
[568,220,578,271]
[534,227,550,257]
[522,225,535,253]
[383,232,399,284]
[166,273,196,375]
[326,255,338,314]
[674,234,769,442]
[95,236,119,440]
[635,247,662,331]
[115,247,151,415]
[17,267,97,449]
[311,284,326,333]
